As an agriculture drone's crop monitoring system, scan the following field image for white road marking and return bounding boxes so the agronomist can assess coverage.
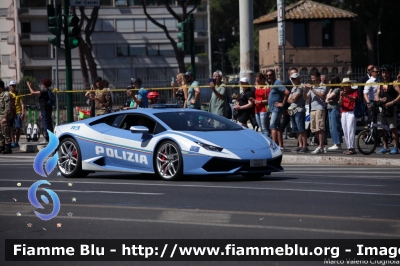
[0,187,163,195]
[0,180,398,197]
[0,213,397,238]
[281,181,387,187]
[372,204,400,207]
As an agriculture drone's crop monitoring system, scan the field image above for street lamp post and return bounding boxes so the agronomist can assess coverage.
[128,57,133,77]
[214,51,228,74]
[377,26,381,67]
[218,37,226,75]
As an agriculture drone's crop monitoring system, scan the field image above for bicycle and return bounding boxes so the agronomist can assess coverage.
[356,103,400,155]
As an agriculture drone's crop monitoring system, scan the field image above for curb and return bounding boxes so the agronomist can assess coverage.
[282,154,400,166]
[19,143,43,153]
[16,144,400,167]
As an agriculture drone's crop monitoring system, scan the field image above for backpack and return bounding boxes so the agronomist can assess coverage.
[46,89,56,107]
[354,101,364,119]
[225,94,232,119]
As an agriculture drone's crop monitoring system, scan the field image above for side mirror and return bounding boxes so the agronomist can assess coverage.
[129,126,149,133]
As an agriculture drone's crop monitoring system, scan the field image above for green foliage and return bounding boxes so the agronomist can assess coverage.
[210,0,400,70]
[19,76,37,86]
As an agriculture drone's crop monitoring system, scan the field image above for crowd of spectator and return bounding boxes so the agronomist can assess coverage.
[2,63,400,156]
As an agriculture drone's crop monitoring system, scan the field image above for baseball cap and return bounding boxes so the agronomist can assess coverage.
[184,72,192,76]
[240,77,249,83]
[290,73,300,79]
[10,80,17,85]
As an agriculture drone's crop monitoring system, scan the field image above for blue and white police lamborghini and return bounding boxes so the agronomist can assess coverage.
[54,106,283,180]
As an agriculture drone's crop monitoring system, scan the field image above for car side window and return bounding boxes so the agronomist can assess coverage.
[153,123,166,135]
[107,114,125,128]
[120,115,156,134]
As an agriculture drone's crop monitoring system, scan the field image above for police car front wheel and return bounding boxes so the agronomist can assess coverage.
[57,138,88,178]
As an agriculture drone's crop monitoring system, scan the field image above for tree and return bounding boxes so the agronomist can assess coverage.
[335,0,386,65]
[71,6,100,89]
[140,0,200,73]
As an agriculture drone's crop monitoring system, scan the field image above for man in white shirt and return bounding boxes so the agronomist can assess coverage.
[363,66,380,123]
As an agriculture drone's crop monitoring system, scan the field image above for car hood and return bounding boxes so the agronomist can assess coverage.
[183,130,269,149]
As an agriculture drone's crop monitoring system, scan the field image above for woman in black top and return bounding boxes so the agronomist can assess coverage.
[171,73,187,107]
[233,77,254,127]
[27,78,54,143]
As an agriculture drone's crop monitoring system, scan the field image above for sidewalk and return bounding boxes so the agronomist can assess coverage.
[280,138,400,166]
[11,138,400,167]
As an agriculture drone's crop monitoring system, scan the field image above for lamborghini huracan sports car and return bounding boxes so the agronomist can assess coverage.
[54,107,283,181]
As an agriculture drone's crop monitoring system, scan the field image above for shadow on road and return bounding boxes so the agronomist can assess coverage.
[75,173,298,183]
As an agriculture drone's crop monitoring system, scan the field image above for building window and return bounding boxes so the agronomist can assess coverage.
[0,9,7,17]
[115,0,127,5]
[116,19,133,32]
[134,19,146,31]
[321,67,328,75]
[96,44,115,58]
[102,19,114,31]
[147,19,163,31]
[1,32,8,40]
[322,19,334,47]
[159,44,174,55]
[1,55,10,65]
[21,22,31,33]
[31,20,47,33]
[20,0,47,8]
[128,0,141,5]
[195,44,205,54]
[165,18,176,30]
[101,0,113,6]
[118,44,147,56]
[293,21,308,47]
[130,45,146,56]
[332,67,338,75]
[300,68,308,76]
[147,44,159,56]
[117,45,129,56]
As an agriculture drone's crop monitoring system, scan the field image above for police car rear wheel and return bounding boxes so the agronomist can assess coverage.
[155,141,183,181]
[57,138,86,178]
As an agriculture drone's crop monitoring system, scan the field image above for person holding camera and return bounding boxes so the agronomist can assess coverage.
[325,76,342,151]
[94,80,112,116]
[338,78,359,155]
[287,73,307,153]
[85,76,102,117]
[171,73,187,107]
[305,70,327,154]
[131,78,148,108]
[209,70,227,118]
[374,65,400,154]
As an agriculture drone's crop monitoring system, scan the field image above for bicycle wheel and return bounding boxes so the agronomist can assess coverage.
[357,129,377,155]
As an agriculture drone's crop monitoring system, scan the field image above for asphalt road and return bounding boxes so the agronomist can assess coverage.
[1,154,400,266]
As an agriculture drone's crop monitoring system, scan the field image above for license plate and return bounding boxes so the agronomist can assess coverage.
[250,159,267,167]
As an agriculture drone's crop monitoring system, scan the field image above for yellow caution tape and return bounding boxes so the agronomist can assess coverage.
[12,81,400,98]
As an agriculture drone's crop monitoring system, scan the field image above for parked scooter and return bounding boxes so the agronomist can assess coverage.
[25,105,40,142]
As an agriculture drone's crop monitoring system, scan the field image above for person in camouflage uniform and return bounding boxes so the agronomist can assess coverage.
[0,79,12,154]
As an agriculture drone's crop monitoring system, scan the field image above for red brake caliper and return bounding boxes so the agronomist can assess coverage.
[161,150,167,172]
[73,150,78,159]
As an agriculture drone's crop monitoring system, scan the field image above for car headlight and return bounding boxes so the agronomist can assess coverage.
[194,142,223,152]
[261,135,278,151]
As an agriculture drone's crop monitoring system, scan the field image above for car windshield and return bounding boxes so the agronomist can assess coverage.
[154,111,244,131]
